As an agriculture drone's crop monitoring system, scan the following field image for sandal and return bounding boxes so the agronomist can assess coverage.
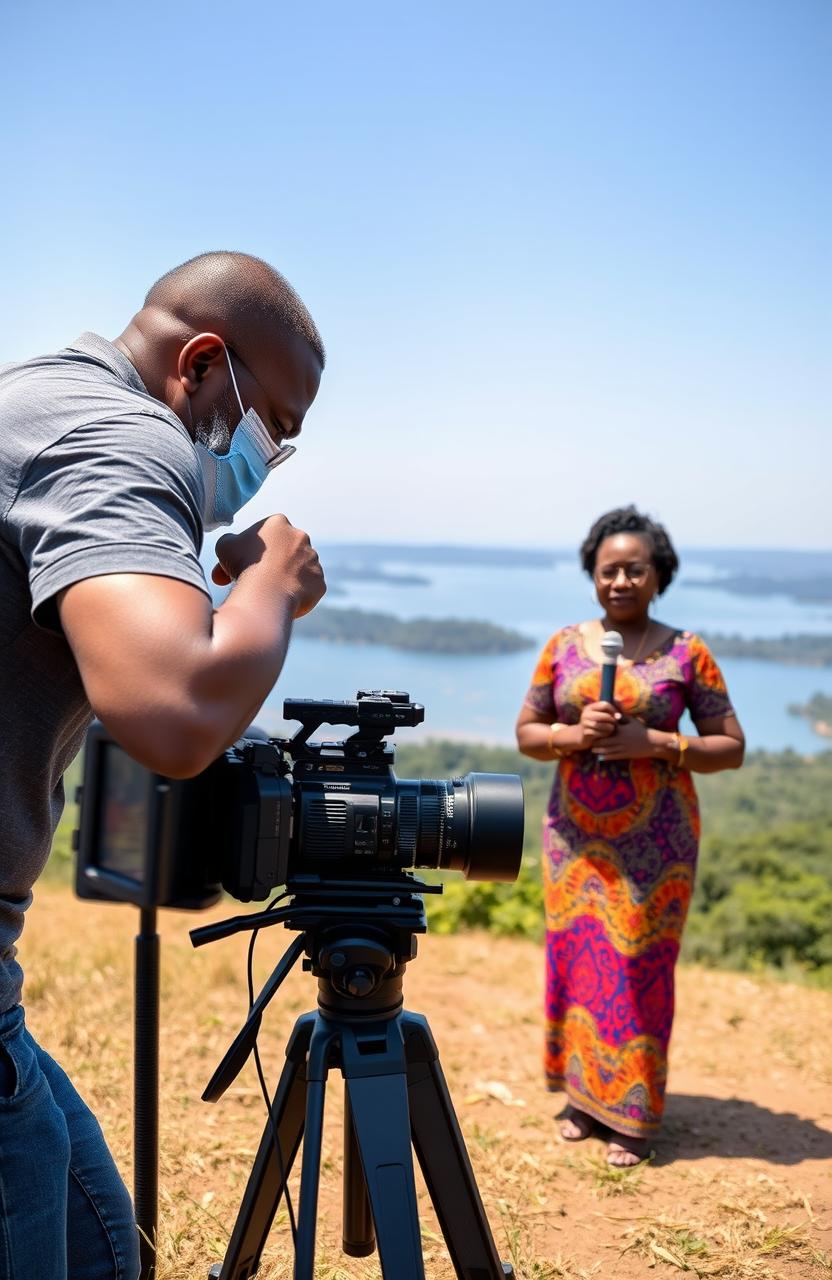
[606,1134,651,1166]
[560,1107,595,1142]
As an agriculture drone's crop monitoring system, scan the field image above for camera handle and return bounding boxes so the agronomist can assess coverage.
[197,889,514,1280]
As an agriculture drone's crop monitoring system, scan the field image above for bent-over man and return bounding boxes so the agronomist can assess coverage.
[0,251,327,1278]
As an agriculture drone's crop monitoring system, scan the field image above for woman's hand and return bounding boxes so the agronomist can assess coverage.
[590,716,656,760]
[578,701,619,749]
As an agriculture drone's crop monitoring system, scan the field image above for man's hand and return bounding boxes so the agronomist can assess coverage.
[211,515,326,618]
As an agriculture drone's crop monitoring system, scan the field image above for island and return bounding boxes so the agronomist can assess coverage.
[327,563,431,587]
[295,606,535,654]
[700,633,832,667]
[788,692,832,739]
[683,574,832,605]
[319,542,565,569]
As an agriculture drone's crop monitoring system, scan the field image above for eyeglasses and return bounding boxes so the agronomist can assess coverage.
[595,563,651,585]
[226,344,295,455]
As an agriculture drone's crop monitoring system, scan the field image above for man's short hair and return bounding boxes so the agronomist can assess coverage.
[145,251,325,367]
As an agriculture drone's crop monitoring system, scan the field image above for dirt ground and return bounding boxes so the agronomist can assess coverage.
[20,886,832,1278]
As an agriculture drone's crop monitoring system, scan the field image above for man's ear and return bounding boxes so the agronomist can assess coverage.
[177,333,226,395]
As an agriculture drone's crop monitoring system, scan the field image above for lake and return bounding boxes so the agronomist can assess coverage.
[240,547,832,754]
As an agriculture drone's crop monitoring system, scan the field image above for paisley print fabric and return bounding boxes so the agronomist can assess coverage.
[526,626,733,1137]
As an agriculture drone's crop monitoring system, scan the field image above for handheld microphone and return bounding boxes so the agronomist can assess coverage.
[600,630,624,703]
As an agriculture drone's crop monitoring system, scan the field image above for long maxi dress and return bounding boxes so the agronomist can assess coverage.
[524,625,735,1140]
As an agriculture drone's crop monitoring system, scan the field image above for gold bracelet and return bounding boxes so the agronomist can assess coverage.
[677,733,689,770]
[548,722,567,759]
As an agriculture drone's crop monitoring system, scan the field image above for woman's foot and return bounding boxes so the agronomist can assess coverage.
[560,1107,595,1142]
[606,1134,651,1166]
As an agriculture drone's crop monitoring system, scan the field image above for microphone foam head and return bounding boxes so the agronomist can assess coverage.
[600,630,624,661]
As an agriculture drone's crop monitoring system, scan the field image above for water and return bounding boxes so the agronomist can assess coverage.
[252,552,832,753]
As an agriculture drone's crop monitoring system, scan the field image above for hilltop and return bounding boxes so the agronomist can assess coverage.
[22,886,832,1279]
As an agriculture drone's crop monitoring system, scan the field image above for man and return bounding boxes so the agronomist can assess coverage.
[0,251,327,1278]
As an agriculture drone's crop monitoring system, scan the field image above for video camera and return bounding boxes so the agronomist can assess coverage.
[74,690,524,910]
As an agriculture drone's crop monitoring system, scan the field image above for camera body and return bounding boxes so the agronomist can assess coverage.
[74,691,524,910]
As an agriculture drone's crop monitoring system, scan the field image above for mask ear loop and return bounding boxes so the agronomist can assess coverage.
[224,342,297,468]
[224,345,247,418]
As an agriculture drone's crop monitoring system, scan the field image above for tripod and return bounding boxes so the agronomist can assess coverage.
[192,878,515,1280]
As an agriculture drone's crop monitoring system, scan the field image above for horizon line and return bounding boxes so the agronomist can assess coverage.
[317,539,832,557]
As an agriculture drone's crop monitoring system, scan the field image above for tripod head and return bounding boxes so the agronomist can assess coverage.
[191,874,441,1102]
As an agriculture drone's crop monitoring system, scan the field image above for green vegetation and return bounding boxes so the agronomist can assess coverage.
[49,744,832,987]
[295,606,535,653]
[701,632,832,666]
[683,821,832,980]
[787,691,832,736]
[396,740,552,941]
[394,743,832,987]
[45,755,83,882]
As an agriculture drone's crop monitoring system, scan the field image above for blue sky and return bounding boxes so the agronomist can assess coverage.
[2,0,829,549]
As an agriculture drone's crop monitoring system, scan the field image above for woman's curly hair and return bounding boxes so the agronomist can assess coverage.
[580,505,679,595]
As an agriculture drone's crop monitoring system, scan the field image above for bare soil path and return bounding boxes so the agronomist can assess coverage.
[22,887,832,1278]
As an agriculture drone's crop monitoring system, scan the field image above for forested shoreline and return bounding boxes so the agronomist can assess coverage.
[294,603,832,666]
[295,605,535,653]
[685,573,832,605]
[788,691,832,737]
[702,632,832,666]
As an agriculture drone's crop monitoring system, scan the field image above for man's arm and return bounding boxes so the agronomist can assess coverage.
[58,516,325,777]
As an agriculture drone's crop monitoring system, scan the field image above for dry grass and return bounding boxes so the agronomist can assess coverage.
[19,886,832,1279]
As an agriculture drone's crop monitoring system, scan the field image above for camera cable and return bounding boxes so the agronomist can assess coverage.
[246,897,299,1250]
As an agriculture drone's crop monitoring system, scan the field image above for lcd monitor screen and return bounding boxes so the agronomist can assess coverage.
[96,743,148,884]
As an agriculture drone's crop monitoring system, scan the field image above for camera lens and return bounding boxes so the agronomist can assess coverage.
[396,772,524,882]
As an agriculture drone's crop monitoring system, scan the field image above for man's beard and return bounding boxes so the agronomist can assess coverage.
[195,407,234,455]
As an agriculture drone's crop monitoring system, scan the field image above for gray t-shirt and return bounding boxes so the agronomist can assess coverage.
[0,332,210,1012]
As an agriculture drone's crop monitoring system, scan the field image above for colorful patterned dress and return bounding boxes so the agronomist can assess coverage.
[524,625,734,1138]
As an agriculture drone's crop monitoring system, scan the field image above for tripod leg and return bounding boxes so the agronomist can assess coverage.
[343,1091,375,1257]
[342,1022,425,1280]
[291,1075,327,1280]
[404,1014,514,1280]
[212,1015,313,1280]
[291,1012,343,1280]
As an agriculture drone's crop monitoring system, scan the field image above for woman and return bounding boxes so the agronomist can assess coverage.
[515,506,744,1166]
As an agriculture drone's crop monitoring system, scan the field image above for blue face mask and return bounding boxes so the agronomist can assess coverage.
[195,346,296,530]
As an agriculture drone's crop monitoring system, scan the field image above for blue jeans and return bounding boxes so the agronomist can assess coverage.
[0,1005,140,1280]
